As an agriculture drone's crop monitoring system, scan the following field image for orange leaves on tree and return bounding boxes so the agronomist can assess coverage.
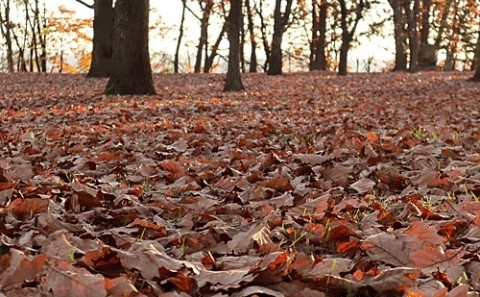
[78,53,92,71]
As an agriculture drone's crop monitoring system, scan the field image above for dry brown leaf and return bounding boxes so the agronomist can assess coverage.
[2,72,480,295]
[7,198,49,220]
[350,178,375,194]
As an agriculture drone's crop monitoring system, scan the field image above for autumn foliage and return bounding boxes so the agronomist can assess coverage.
[0,71,480,296]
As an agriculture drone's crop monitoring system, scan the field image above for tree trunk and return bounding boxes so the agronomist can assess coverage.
[267,0,293,76]
[444,0,459,71]
[240,7,245,74]
[472,47,480,81]
[310,0,328,71]
[338,40,350,76]
[257,0,270,71]
[194,0,213,73]
[104,0,155,95]
[472,27,480,71]
[416,0,436,70]
[338,0,364,76]
[204,21,227,73]
[24,0,40,72]
[36,0,47,72]
[405,0,419,73]
[224,0,244,92]
[245,0,257,72]
[88,0,114,77]
[389,0,407,71]
[174,0,187,73]
[28,0,45,72]
[433,0,453,49]
[0,0,15,72]
[12,28,27,72]
[420,0,431,44]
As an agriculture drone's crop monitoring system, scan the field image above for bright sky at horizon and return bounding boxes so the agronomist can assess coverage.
[46,0,394,72]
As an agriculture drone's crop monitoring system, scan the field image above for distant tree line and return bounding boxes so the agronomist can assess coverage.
[1,0,480,94]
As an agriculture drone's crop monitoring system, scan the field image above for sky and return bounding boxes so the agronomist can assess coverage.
[47,0,394,72]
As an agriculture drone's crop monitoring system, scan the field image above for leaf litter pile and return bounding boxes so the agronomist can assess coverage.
[0,71,480,297]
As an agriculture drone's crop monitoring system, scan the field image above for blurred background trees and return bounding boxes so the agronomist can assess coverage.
[0,0,479,76]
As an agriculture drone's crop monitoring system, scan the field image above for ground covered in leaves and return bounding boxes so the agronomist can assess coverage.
[0,71,480,297]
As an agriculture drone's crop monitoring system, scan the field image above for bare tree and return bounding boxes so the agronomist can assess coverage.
[194,0,213,73]
[174,0,187,73]
[245,0,257,72]
[267,0,293,75]
[0,0,14,72]
[204,21,227,73]
[338,0,365,76]
[256,0,270,71]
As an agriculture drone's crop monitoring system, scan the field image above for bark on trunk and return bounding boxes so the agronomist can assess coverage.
[444,0,459,71]
[389,0,407,71]
[36,0,47,72]
[338,0,364,76]
[267,0,293,76]
[310,0,328,71]
[194,0,213,73]
[174,0,186,73]
[104,0,155,95]
[88,0,114,77]
[224,0,244,92]
[257,1,270,71]
[472,47,480,81]
[472,27,480,71]
[240,8,245,73]
[0,0,15,72]
[204,21,227,73]
[420,0,431,44]
[338,40,350,76]
[245,0,257,72]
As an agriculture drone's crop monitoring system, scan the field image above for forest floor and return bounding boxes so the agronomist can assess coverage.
[0,71,479,297]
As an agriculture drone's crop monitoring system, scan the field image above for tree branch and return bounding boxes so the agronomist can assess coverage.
[73,0,94,9]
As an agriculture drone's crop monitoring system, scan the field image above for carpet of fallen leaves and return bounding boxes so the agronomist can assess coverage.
[0,71,480,297]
